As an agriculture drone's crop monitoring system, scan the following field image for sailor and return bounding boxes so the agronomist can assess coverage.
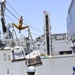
[73,66,75,75]
[27,66,36,75]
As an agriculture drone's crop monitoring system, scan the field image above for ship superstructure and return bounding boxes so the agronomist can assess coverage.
[67,0,75,38]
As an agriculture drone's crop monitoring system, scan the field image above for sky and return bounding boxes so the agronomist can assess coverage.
[0,0,71,39]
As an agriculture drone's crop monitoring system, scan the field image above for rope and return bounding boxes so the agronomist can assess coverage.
[5,14,17,23]
[6,8,19,21]
[6,1,43,33]
[6,1,20,17]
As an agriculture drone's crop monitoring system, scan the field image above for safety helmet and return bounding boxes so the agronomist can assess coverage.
[73,66,75,70]
[27,66,36,73]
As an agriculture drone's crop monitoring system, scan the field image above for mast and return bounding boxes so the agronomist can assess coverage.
[0,0,7,35]
[44,11,51,55]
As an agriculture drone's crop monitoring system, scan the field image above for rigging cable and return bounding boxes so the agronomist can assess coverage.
[5,14,17,23]
[6,1,20,17]
[5,7,43,34]
[6,1,43,33]
[5,14,41,37]
[23,18,43,33]
[25,29,40,36]
[23,22,43,33]
[5,7,19,21]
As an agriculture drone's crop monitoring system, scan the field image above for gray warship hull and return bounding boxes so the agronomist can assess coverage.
[0,49,74,75]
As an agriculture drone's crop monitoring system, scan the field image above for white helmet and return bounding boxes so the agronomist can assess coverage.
[27,66,36,73]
